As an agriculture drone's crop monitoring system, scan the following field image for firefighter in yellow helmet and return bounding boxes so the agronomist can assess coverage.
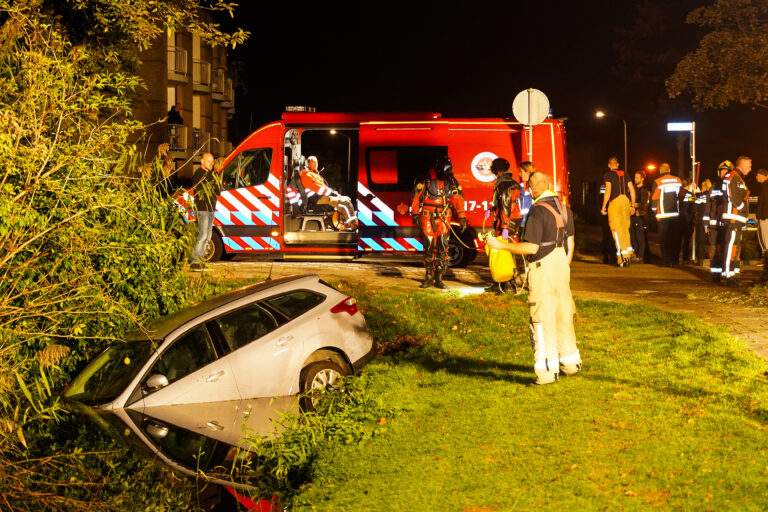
[708,160,733,281]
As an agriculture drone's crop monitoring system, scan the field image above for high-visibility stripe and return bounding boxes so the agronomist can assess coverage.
[382,238,407,251]
[404,237,424,251]
[360,237,385,251]
[722,213,747,223]
[656,212,679,219]
[222,237,243,251]
[724,230,737,277]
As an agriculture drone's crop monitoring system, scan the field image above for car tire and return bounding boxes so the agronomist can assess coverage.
[203,232,224,262]
[448,228,478,268]
[299,360,349,412]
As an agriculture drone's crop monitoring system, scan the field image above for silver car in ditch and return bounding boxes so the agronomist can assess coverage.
[64,274,375,411]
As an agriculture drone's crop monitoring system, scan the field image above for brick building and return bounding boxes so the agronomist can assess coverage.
[133,27,236,183]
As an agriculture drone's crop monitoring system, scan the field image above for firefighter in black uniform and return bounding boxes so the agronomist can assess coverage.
[411,156,468,289]
[719,156,752,285]
[692,179,713,266]
[488,157,522,293]
[709,161,733,281]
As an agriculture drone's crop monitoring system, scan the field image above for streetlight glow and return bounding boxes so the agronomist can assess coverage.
[646,164,656,171]
[330,129,338,135]
[595,110,627,172]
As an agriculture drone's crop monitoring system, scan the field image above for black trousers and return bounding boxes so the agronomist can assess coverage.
[657,217,681,265]
[680,213,693,262]
[629,216,646,260]
[720,221,744,279]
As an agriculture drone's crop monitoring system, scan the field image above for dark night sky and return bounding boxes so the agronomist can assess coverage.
[226,0,768,193]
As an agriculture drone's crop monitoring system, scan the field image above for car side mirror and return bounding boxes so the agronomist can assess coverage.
[145,421,169,440]
[144,374,169,391]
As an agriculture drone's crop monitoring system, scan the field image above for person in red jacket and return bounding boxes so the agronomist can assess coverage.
[299,156,358,230]
[411,156,467,289]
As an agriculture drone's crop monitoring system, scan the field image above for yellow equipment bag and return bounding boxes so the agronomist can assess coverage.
[485,237,517,282]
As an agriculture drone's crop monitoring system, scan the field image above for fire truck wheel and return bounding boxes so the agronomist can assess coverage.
[448,230,477,268]
[203,232,224,262]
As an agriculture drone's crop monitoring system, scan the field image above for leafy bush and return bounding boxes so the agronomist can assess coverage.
[0,2,246,509]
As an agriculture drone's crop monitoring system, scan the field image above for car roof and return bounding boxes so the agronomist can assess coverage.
[127,274,321,342]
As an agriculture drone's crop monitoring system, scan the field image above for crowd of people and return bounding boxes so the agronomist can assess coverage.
[601,155,767,286]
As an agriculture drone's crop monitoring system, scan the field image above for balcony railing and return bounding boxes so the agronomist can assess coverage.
[223,78,234,108]
[168,124,187,152]
[167,47,188,76]
[212,68,225,100]
[193,60,211,87]
[193,128,210,152]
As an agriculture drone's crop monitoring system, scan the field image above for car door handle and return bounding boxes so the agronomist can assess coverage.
[276,335,293,346]
[256,195,270,200]
[206,421,224,431]
[205,370,224,382]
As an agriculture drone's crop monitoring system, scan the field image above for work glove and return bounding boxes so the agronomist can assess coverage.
[459,218,468,231]
[501,228,509,240]
[411,215,419,226]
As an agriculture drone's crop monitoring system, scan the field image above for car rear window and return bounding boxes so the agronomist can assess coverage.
[264,290,325,319]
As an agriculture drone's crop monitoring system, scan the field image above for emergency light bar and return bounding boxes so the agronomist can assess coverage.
[667,122,693,132]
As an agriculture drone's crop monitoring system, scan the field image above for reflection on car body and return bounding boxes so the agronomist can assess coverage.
[64,274,375,411]
[76,397,297,494]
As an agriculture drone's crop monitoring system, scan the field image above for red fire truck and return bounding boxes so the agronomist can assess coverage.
[183,109,569,267]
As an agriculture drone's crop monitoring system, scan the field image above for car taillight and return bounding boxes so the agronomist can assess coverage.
[331,297,358,316]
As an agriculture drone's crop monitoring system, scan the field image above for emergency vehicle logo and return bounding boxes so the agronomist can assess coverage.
[471,152,498,183]
[396,203,409,215]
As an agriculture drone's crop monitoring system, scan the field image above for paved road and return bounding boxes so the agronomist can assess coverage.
[206,254,768,360]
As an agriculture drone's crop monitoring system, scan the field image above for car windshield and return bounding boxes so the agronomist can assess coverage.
[65,341,156,405]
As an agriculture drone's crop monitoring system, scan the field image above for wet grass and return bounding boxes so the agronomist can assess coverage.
[289,285,768,511]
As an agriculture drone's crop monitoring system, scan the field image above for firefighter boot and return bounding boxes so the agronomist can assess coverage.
[419,268,434,288]
[433,269,447,290]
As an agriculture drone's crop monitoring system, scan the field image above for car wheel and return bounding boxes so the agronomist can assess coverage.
[299,360,349,412]
[203,232,224,262]
[448,231,477,268]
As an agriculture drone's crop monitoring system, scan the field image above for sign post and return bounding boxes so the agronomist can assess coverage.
[666,121,697,184]
[513,89,550,163]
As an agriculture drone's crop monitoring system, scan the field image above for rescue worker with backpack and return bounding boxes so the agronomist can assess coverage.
[650,163,683,266]
[487,157,522,294]
[411,156,468,289]
[600,156,636,267]
[486,172,581,385]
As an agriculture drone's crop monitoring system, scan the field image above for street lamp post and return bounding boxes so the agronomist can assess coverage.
[596,110,628,172]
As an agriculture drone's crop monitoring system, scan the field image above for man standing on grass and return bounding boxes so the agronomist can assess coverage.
[189,152,220,270]
[486,172,581,385]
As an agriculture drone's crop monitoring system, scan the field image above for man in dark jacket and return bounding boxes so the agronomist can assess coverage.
[755,169,768,264]
[487,157,522,293]
[189,153,220,270]
[167,102,184,125]
[629,170,650,263]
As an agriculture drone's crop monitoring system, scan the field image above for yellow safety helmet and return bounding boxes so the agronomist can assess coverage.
[718,160,734,171]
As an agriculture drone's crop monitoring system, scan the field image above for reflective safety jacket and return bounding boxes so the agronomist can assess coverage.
[650,174,682,219]
[708,177,725,227]
[491,172,521,233]
[693,191,711,232]
[300,169,334,198]
[722,168,750,224]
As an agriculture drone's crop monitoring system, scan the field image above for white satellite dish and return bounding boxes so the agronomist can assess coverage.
[512,89,550,126]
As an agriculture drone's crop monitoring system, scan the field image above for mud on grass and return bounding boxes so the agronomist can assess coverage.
[289,285,768,511]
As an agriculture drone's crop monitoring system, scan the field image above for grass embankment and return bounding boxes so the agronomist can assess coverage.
[291,286,768,511]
